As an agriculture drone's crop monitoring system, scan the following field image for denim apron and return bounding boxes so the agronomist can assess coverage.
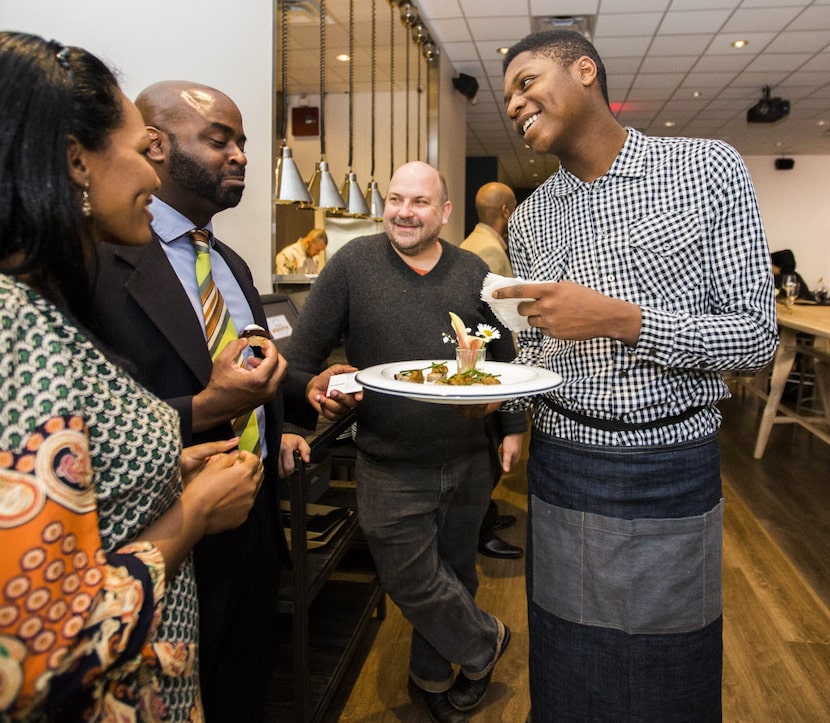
[527,431,723,722]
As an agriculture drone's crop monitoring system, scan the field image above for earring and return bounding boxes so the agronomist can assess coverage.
[81,184,92,218]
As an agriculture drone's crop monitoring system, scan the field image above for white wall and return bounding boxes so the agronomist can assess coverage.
[2,0,275,291]
[743,155,830,291]
[435,52,469,246]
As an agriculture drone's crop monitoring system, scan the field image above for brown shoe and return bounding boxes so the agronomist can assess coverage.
[447,621,511,712]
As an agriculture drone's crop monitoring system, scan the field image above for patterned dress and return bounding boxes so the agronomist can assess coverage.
[0,275,201,721]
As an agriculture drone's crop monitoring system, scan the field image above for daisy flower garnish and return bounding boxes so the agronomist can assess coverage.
[442,312,501,352]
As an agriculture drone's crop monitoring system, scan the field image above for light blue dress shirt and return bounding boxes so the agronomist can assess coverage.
[151,196,268,457]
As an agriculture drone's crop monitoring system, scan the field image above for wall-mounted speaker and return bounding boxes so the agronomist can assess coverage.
[452,73,479,101]
[775,158,795,170]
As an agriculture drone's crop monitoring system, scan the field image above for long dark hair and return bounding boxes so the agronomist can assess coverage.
[0,31,123,327]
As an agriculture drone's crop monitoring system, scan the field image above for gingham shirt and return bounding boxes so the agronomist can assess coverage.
[506,129,778,446]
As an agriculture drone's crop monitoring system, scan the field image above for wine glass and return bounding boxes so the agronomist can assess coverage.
[781,273,800,310]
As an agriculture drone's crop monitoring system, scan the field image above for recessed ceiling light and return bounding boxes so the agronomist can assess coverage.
[336,53,350,62]
[528,159,535,164]
[692,91,702,98]
[818,120,828,127]
[497,47,509,55]
[663,121,676,127]
[731,39,748,49]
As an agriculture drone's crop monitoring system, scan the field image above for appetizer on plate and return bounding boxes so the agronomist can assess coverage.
[394,368,425,384]
[441,368,501,386]
[426,362,448,383]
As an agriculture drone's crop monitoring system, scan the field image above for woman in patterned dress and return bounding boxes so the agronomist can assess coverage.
[0,32,265,721]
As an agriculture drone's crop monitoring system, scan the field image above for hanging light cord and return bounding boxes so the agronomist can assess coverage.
[280,0,288,141]
[417,45,422,161]
[369,0,376,180]
[405,29,411,160]
[319,0,328,156]
[347,0,355,170]
[389,2,395,178]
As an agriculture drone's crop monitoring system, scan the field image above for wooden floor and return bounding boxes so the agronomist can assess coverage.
[323,388,830,722]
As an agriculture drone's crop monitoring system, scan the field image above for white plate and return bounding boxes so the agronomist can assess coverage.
[355,359,563,405]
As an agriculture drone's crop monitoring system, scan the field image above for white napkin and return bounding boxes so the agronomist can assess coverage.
[480,273,548,333]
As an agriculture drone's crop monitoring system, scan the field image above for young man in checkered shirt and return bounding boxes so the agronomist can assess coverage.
[498,30,778,722]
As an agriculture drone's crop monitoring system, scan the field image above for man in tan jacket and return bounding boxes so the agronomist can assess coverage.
[461,182,517,278]
[461,181,523,560]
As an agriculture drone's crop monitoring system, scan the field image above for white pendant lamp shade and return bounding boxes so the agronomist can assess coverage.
[275,144,312,204]
[341,171,371,216]
[308,0,346,211]
[364,180,384,220]
[308,160,346,210]
[275,1,309,205]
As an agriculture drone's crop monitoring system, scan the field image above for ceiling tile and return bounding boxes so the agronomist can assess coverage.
[425,18,471,43]
[415,0,463,20]
[594,13,664,37]
[788,5,830,30]
[459,0,521,16]
[722,8,802,32]
[765,31,830,53]
[639,55,698,73]
[649,34,713,55]
[658,10,731,35]
[530,0,600,14]
[466,17,532,40]
[744,53,813,72]
[594,36,653,57]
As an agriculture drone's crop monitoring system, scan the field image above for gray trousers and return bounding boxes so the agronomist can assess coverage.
[356,451,499,690]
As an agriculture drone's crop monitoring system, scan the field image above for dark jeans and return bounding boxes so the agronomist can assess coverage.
[526,431,723,722]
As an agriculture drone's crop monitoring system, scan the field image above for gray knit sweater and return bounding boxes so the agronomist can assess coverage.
[286,233,526,464]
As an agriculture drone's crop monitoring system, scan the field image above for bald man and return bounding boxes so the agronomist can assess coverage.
[287,162,526,720]
[461,182,523,561]
[460,182,517,277]
[90,81,353,721]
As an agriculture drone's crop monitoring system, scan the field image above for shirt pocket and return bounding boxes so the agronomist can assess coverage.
[531,240,569,282]
[629,211,703,298]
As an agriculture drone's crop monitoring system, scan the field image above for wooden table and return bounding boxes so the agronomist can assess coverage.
[752,302,830,458]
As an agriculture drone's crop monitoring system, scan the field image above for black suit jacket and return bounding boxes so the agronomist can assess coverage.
[91,234,314,721]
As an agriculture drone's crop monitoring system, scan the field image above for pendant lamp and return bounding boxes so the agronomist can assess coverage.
[363,0,384,220]
[339,0,370,216]
[274,0,312,204]
[389,0,396,180]
[416,37,423,160]
[405,19,412,161]
[307,0,346,211]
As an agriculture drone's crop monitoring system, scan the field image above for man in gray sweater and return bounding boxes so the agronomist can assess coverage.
[287,162,525,722]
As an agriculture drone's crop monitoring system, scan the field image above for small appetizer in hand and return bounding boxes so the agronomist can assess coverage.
[239,324,272,358]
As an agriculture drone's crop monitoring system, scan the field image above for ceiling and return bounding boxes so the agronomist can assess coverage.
[284,0,830,189]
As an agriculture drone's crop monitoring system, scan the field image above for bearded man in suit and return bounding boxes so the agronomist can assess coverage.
[90,81,354,721]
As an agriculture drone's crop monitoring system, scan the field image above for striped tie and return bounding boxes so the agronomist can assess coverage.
[188,229,261,454]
